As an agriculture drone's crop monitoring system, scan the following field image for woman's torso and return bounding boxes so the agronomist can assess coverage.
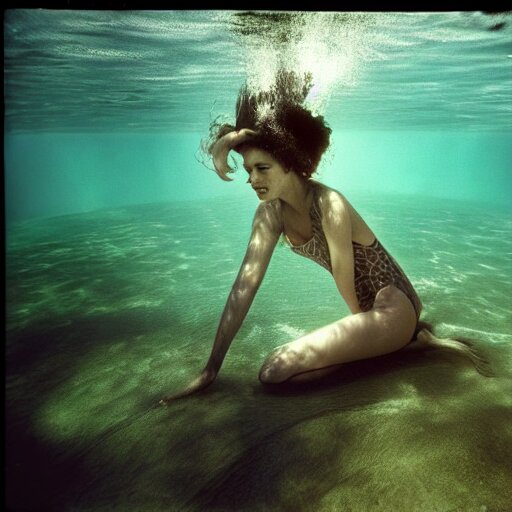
[282,181,374,248]
[273,181,422,318]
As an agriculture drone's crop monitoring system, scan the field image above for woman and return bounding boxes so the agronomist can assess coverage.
[160,71,485,404]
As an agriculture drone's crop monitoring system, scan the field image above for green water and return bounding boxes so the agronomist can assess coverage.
[6,194,512,511]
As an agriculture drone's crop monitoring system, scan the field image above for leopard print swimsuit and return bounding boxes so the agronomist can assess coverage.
[284,184,422,319]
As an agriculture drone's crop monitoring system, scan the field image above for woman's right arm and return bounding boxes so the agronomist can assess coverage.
[160,200,282,403]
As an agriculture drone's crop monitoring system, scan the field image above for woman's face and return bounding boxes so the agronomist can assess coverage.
[241,147,291,201]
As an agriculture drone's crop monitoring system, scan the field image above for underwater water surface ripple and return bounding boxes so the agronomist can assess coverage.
[4,10,512,132]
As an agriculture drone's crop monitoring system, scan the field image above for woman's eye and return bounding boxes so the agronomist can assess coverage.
[256,166,269,171]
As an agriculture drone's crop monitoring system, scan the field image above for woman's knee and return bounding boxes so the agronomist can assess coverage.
[258,345,305,384]
[259,364,281,384]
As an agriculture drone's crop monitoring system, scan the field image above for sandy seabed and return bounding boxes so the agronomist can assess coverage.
[6,196,512,511]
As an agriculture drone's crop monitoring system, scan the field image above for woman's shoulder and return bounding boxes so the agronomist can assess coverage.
[314,181,374,242]
[313,181,349,214]
[253,199,283,232]
[256,198,282,214]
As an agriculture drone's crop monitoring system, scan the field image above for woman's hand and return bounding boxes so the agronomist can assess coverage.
[159,368,217,405]
[210,128,258,181]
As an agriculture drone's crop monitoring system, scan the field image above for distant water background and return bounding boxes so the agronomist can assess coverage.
[5,10,512,512]
[4,10,512,221]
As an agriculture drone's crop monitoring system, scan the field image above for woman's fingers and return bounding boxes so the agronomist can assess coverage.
[236,128,258,140]
[159,387,198,404]
[211,128,258,181]
[159,371,216,405]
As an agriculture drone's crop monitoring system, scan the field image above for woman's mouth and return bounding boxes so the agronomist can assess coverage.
[254,187,269,195]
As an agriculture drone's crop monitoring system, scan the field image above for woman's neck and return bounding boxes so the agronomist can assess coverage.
[280,179,315,217]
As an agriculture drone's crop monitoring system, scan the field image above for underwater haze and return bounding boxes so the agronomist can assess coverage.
[5,10,512,512]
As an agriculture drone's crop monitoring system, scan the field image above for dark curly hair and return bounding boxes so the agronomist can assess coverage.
[205,69,332,179]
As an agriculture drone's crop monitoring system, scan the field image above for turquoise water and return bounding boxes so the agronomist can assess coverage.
[5,10,512,512]
[5,131,512,222]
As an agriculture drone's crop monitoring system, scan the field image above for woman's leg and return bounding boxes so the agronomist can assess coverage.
[259,285,417,384]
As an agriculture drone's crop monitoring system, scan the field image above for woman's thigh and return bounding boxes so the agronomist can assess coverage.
[259,285,418,383]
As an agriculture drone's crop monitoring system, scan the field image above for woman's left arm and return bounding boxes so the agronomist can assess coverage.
[321,192,362,314]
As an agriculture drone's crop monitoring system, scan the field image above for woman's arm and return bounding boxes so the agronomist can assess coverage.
[321,191,362,315]
[209,128,257,181]
[204,201,281,373]
[160,201,282,403]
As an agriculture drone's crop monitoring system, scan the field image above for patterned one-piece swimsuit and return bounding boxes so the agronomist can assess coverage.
[284,185,422,320]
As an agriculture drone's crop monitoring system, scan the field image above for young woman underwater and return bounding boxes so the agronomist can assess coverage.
[160,71,487,405]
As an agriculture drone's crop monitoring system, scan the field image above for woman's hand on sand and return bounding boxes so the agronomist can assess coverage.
[159,368,217,405]
[210,128,258,181]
